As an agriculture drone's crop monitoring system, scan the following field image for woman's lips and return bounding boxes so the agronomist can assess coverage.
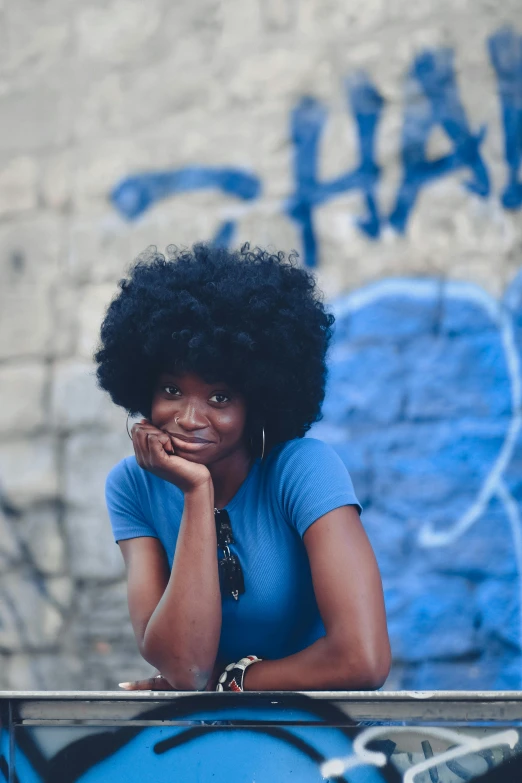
[169,434,213,451]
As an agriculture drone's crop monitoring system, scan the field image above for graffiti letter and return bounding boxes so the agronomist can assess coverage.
[110,167,262,247]
[488,27,522,210]
[389,48,490,233]
[286,73,384,267]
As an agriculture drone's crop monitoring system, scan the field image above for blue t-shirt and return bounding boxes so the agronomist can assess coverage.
[105,437,361,664]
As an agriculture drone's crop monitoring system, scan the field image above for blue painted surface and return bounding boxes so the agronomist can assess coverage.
[110,26,522,266]
[73,726,379,783]
[312,272,522,688]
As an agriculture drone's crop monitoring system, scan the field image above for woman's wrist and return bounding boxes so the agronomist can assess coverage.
[181,482,216,540]
[242,658,264,690]
[183,479,214,506]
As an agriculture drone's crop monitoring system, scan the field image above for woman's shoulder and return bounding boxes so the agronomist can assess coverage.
[268,436,341,467]
[106,456,161,500]
[106,456,183,504]
[264,437,349,486]
[264,437,361,530]
[106,455,141,489]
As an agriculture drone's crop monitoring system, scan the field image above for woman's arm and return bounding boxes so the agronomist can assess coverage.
[119,424,222,691]
[120,482,221,690]
[243,505,391,691]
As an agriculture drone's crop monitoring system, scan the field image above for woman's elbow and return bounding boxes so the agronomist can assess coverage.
[165,668,210,691]
[345,656,391,690]
[334,639,392,690]
[140,638,211,691]
[359,653,391,690]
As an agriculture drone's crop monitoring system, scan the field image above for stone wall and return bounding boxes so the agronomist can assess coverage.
[0,0,521,689]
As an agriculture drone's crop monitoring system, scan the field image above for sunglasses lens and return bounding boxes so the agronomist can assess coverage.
[215,509,234,545]
[219,553,245,599]
[215,509,245,599]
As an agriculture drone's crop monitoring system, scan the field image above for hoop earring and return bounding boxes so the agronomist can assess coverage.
[248,425,266,460]
[126,413,132,440]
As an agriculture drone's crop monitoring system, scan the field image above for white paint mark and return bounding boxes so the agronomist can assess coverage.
[321,725,519,780]
[403,729,518,783]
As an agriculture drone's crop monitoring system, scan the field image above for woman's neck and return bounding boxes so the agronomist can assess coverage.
[209,445,253,509]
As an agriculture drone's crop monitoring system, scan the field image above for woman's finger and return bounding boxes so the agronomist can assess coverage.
[131,424,150,467]
[130,420,163,438]
[147,430,173,453]
[118,675,174,690]
[132,424,172,468]
[147,432,175,463]
[132,422,172,453]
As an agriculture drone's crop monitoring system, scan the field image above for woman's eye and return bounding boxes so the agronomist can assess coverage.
[210,393,230,404]
[164,385,181,396]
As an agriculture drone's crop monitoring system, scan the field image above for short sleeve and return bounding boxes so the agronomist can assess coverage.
[278,438,362,538]
[105,458,159,543]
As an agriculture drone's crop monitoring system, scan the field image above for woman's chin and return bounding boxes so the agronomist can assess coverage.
[176,451,210,465]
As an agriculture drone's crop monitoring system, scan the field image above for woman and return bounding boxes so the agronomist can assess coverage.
[96,243,391,692]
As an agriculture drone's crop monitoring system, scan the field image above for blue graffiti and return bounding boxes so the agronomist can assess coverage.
[488,27,522,210]
[389,48,490,233]
[212,219,236,248]
[285,74,384,267]
[111,166,261,246]
[110,26,521,266]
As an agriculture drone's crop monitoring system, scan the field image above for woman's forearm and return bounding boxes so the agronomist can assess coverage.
[141,481,221,690]
[243,633,390,691]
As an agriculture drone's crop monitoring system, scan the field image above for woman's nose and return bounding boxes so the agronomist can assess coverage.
[175,400,207,430]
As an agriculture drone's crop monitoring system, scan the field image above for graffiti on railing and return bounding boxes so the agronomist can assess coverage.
[111,26,522,266]
[2,693,522,782]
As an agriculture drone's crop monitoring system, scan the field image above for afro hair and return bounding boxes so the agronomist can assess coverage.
[95,243,335,451]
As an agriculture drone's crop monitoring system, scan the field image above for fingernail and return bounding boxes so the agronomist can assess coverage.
[118,682,132,689]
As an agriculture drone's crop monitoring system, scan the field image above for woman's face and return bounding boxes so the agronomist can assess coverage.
[150,370,249,465]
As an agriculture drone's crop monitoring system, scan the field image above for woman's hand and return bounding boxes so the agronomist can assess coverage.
[131,419,211,493]
[118,661,222,691]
